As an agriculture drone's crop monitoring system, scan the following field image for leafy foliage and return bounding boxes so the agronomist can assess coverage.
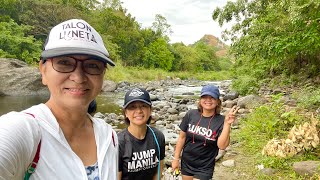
[105,62,232,83]
[151,14,172,39]
[293,85,320,110]
[142,38,174,71]
[193,41,220,71]
[213,0,320,93]
[0,19,41,64]
[0,0,231,74]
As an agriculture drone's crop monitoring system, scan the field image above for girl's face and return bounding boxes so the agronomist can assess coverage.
[125,101,151,126]
[40,55,105,110]
[200,95,218,111]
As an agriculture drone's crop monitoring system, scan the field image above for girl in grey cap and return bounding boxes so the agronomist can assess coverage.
[0,19,118,180]
[118,88,165,180]
[172,85,239,180]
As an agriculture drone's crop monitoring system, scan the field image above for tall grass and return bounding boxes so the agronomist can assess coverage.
[104,62,232,82]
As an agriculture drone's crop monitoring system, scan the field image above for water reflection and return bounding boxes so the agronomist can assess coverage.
[0,93,123,116]
[0,95,49,115]
[95,93,123,115]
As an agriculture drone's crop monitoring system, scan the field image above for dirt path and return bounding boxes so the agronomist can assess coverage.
[213,153,253,180]
[163,147,257,180]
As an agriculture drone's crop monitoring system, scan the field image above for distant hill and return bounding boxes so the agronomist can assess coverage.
[195,34,229,57]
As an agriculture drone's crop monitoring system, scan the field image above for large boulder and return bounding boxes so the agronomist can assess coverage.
[101,80,117,92]
[237,94,265,109]
[0,58,49,96]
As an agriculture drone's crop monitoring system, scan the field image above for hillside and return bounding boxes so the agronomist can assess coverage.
[196,34,229,57]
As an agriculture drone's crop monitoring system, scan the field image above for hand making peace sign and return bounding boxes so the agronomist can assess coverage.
[225,105,240,125]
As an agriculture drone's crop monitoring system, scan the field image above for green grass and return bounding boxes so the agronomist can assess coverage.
[292,85,320,110]
[230,95,320,179]
[104,62,232,82]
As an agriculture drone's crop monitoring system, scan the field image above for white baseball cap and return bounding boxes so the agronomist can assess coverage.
[41,19,115,66]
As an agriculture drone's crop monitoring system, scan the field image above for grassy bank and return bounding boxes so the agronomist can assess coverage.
[230,93,320,179]
[104,62,232,83]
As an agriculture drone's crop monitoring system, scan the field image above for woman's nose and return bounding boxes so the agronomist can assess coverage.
[69,62,87,83]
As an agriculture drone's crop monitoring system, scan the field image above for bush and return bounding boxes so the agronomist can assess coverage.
[0,19,41,64]
[231,75,260,95]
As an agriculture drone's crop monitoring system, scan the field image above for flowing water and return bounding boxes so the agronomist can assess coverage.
[0,81,225,116]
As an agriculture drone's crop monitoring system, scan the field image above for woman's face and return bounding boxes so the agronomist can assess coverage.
[125,101,151,126]
[40,55,105,109]
[200,95,218,111]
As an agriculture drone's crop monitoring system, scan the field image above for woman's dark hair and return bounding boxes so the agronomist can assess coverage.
[197,97,222,114]
[88,100,97,115]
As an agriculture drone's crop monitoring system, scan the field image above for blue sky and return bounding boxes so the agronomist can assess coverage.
[120,0,232,45]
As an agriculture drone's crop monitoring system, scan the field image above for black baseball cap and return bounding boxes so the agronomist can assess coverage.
[123,88,152,108]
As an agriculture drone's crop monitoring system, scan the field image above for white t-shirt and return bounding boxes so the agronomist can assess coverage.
[0,104,118,180]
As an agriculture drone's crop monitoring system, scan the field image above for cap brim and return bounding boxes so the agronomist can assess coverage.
[41,47,115,66]
[123,99,152,109]
[201,92,219,99]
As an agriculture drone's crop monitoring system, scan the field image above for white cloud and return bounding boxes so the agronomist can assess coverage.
[120,0,232,45]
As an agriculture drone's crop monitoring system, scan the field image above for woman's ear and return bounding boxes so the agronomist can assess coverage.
[39,60,48,86]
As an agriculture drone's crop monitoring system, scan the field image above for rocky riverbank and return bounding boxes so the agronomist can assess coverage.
[94,79,319,179]
[1,58,319,178]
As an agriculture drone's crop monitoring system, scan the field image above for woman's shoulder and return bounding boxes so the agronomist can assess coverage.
[91,116,113,128]
[148,126,165,138]
[1,104,45,126]
[117,128,128,135]
[186,109,200,116]
[117,128,129,141]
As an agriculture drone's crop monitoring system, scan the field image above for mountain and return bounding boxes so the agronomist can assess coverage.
[196,34,229,57]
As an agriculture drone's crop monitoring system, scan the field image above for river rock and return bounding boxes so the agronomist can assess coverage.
[0,58,48,96]
[101,80,117,92]
[237,94,265,109]
[293,161,320,177]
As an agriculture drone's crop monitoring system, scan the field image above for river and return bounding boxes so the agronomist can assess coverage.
[0,81,224,116]
[0,93,123,116]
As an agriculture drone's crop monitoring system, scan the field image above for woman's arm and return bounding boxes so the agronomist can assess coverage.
[171,131,186,171]
[217,123,231,149]
[118,172,122,180]
[217,106,239,149]
[152,160,164,180]
[0,112,40,179]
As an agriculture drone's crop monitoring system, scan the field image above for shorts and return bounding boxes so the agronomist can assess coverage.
[181,166,213,180]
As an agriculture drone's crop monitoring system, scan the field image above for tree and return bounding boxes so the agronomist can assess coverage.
[171,43,199,71]
[142,38,174,71]
[212,0,320,80]
[100,0,122,10]
[193,41,220,71]
[0,19,41,64]
[93,7,146,66]
[151,14,173,40]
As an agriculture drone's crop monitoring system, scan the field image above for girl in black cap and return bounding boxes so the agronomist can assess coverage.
[118,87,165,180]
[172,85,239,180]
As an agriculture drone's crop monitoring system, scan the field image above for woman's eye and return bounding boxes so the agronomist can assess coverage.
[57,59,74,66]
[142,104,148,108]
[85,63,99,69]
[127,105,136,110]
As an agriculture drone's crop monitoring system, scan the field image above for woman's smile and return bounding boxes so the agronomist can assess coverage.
[65,88,89,95]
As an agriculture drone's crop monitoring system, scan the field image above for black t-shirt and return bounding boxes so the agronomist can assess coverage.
[180,109,225,176]
[118,126,165,180]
